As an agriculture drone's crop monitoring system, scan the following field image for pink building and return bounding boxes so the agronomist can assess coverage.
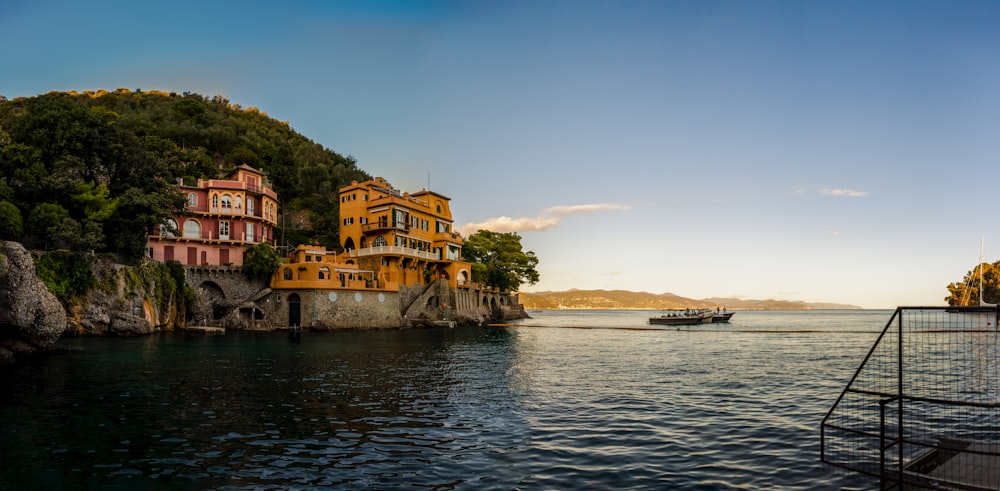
[148,165,279,266]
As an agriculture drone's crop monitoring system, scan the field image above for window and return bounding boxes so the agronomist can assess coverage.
[247,198,254,215]
[235,196,242,211]
[187,193,197,207]
[373,236,387,247]
[246,223,254,242]
[306,255,312,262]
[221,195,232,213]
[283,268,292,280]
[183,220,201,239]
[212,195,219,211]
[219,221,230,240]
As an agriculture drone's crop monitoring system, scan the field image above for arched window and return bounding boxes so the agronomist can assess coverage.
[187,193,197,207]
[235,196,242,211]
[221,195,232,213]
[319,267,330,280]
[373,236,387,247]
[183,220,201,239]
[283,268,292,280]
[212,195,219,211]
[162,219,178,238]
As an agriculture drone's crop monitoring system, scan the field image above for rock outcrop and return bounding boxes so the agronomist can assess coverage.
[66,258,177,336]
[0,241,67,364]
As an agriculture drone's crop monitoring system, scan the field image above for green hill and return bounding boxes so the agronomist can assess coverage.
[518,289,861,310]
[0,89,369,261]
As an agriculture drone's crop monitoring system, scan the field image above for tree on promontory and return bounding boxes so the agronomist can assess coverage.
[945,261,1000,306]
[462,230,539,292]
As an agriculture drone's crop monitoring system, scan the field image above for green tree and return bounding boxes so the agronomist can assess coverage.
[945,261,1000,306]
[242,243,281,282]
[27,203,75,249]
[104,185,184,262]
[462,230,539,291]
[0,200,23,239]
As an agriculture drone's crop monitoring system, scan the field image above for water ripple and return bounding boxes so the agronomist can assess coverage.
[0,311,881,489]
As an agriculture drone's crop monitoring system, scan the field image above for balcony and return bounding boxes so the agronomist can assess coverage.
[361,222,409,233]
[350,245,441,261]
[150,229,274,246]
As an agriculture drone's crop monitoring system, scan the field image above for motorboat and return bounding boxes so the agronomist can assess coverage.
[648,309,714,326]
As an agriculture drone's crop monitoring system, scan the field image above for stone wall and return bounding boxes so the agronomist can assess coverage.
[253,289,403,330]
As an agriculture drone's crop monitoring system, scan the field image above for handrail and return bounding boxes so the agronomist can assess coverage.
[821,305,1000,488]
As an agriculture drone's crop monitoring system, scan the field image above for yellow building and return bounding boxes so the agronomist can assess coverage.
[338,177,471,289]
[271,244,392,291]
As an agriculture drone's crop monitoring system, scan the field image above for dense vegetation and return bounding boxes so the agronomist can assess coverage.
[462,230,539,291]
[0,89,369,262]
[945,261,999,306]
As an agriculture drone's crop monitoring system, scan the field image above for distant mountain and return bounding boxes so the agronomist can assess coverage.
[517,289,861,310]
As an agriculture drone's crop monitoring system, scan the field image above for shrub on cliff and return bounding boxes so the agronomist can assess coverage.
[34,251,95,306]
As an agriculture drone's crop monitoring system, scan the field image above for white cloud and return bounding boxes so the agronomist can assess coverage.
[820,188,869,197]
[458,203,630,235]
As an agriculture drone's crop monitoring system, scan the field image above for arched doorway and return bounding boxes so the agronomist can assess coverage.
[198,281,226,320]
[288,293,301,327]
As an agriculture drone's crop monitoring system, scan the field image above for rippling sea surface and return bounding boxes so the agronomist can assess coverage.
[0,310,891,490]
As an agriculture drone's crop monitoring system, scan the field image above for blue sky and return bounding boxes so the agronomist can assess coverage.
[3,0,999,308]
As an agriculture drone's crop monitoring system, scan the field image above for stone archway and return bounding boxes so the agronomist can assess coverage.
[198,281,226,320]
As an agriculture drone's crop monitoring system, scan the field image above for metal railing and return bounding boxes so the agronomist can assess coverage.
[349,245,440,261]
[821,306,1000,490]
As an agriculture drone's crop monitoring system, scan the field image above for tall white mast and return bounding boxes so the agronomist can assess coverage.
[980,237,994,306]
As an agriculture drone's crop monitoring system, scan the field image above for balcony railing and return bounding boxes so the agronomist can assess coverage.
[150,230,274,245]
[361,222,409,233]
[350,245,441,261]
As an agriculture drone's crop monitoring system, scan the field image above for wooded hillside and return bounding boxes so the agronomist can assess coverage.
[0,89,370,262]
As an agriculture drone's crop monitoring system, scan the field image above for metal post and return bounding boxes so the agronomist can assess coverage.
[896,311,904,487]
[879,399,887,490]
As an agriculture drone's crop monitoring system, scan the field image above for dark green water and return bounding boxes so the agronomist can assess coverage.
[0,311,880,489]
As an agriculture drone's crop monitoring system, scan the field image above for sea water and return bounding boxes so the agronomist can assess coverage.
[0,310,888,489]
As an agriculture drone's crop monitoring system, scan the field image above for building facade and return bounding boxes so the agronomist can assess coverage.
[147,164,279,267]
[337,177,471,289]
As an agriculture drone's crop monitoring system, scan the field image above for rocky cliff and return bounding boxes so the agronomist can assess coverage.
[65,257,182,337]
[0,242,189,364]
[0,242,67,364]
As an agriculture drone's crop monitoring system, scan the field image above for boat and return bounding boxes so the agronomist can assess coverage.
[648,309,714,326]
[712,311,734,323]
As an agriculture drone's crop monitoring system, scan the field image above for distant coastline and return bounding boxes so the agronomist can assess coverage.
[518,289,862,311]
